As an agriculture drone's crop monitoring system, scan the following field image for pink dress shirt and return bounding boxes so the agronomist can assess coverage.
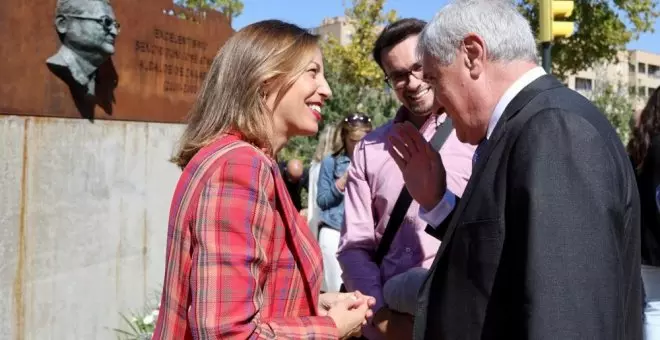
[337,107,475,339]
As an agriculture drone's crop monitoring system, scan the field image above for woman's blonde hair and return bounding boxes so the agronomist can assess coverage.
[331,113,373,156]
[313,124,338,162]
[172,20,320,168]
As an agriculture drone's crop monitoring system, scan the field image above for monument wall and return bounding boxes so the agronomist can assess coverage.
[0,0,233,338]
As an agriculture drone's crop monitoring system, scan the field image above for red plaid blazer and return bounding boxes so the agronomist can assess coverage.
[152,133,338,339]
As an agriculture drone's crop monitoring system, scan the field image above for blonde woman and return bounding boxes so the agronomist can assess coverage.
[153,20,375,340]
[317,113,373,292]
[307,124,338,241]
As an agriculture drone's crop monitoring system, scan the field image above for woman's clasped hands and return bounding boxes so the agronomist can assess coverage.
[318,291,376,339]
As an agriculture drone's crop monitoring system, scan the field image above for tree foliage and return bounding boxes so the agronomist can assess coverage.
[175,0,244,21]
[590,81,636,143]
[517,0,659,79]
[322,0,397,89]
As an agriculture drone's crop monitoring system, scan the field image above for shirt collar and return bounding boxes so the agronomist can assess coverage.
[486,66,546,139]
[57,45,98,86]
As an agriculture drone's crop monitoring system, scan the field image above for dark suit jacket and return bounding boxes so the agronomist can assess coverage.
[414,75,642,340]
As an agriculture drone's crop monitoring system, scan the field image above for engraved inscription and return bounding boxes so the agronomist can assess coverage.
[135,28,214,95]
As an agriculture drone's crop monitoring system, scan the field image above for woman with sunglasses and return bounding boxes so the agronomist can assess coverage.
[152,21,375,340]
[316,113,373,293]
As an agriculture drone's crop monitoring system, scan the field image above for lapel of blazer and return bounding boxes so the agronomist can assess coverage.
[237,143,321,315]
[269,161,322,314]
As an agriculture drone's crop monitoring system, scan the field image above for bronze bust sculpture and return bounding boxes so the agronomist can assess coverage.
[47,0,119,96]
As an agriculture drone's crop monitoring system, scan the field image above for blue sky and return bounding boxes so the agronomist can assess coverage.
[232,0,660,54]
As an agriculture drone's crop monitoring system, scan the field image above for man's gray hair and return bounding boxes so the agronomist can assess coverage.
[56,0,110,17]
[418,0,538,66]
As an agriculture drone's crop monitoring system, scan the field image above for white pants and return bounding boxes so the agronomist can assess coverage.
[319,226,343,292]
[644,265,660,339]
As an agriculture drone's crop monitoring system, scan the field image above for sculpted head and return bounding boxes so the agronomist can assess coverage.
[54,0,119,65]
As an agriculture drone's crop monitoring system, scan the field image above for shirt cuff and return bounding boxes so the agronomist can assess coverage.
[418,190,456,227]
[331,181,344,197]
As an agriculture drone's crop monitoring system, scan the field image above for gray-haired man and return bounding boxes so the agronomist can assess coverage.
[388,0,642,339]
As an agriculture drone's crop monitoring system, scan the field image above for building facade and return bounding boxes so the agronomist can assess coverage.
[310,16,355,46]
[566,50,660,110]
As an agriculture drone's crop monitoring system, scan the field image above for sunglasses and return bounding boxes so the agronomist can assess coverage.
[67,15,121,33]
[343,114,372,125]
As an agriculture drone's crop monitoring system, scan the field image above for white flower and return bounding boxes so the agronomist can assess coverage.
[143,314,154,325]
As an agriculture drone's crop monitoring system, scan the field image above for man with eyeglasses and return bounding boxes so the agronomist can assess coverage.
[336,18,475,340]
[47,0,119,96]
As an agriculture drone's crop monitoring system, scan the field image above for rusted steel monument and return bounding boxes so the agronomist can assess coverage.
[0,0,233,123]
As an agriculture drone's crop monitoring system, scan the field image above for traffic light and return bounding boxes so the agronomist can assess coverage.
[539,0,575,42]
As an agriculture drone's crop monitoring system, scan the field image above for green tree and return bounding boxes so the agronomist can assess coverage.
[322,0,397,89]
[589,79,637,143]
[517,0,659,79]
[175,0,244,22]
[320,70,398,131]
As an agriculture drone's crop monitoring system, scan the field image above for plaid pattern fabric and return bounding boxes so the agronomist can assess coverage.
[152,133,338,339]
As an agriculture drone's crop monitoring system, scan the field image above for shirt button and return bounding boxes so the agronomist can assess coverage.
[405,247,412,253]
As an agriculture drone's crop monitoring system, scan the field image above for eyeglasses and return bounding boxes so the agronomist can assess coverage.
[344,114,372,125]
[384,63,424,89]
[67,15,121,33]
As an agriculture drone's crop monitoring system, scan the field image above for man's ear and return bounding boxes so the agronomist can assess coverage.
[462,33,486,79]
[54,15,68,35]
